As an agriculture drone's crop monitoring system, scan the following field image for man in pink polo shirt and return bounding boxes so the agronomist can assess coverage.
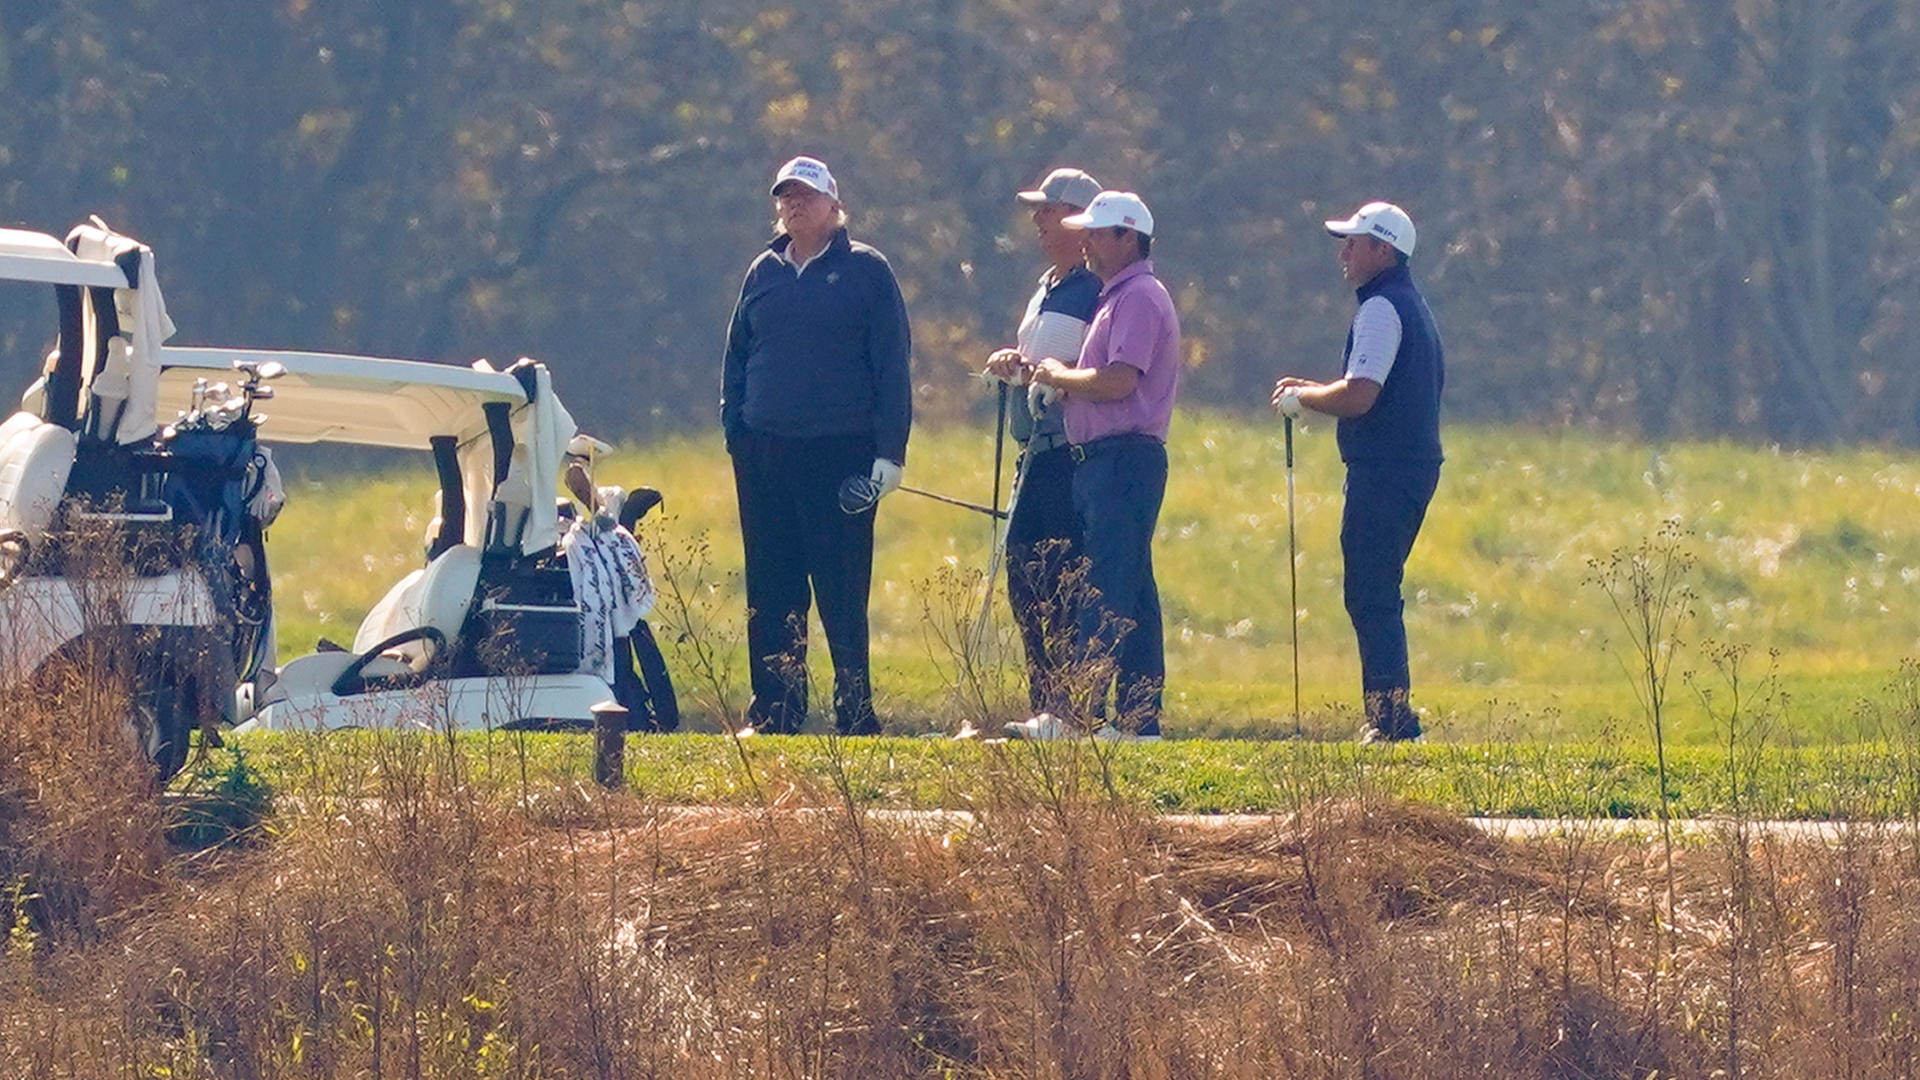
[1013,190,1181,741]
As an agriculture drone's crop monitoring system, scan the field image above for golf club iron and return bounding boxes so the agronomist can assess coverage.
[967,435,1028,660]
[1285,416,1301,734]
[991,381,1008,549]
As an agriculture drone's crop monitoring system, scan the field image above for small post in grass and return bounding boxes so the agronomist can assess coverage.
[591,700,627,789]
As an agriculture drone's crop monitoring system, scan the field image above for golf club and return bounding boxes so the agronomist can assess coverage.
[904,484,1006,518]
[991,381,1008,549]
[838,474,1006,519]
[967,435,1030,658]
[1284,415,1301,734]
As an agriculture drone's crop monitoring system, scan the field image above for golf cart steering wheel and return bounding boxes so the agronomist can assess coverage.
[331,626,449,697]
[0,529,28,586]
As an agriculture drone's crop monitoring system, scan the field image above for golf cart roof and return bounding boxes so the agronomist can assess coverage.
[0,227,130,288]
[158,347,531,450]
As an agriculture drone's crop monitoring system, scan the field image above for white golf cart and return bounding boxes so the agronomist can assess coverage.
[154,348,623,734]
[0,221,275,779]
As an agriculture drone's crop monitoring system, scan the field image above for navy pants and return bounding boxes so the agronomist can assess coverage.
[1070,436,1167,735]
[731,429,879,734]
[1005,445,1082,714]
[1341,461,1440,734]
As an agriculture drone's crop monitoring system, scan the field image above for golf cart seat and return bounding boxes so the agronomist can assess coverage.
[0,411,78,555]
[353,542,483,668]
[269,543,482,702]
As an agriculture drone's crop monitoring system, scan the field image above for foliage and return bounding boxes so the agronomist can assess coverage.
[264,412,1920,741]
[16,718,1920,1073]
[0,1,1916,444]
[165,746,275,849]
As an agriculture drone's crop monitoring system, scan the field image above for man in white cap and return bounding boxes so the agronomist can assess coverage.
[1273,200,1444,742]
[1011,190,1181,742]
[720,155,913,735]
[981,166,1104,719]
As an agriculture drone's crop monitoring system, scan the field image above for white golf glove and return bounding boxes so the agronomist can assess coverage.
[1028,381,1059,416]
[1276,388,1307,419]
[870,457,904,498]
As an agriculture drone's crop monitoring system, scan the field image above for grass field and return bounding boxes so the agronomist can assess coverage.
[11,411,1920,1076]
[207,726,1920,820]
[264,410,1920,745]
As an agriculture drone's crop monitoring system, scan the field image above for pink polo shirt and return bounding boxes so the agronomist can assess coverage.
[1061,259,1182,446]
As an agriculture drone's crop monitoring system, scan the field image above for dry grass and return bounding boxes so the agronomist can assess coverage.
[6,701,1920,1078]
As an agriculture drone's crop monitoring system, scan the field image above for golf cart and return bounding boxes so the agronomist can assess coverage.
[155,348,624,734]
[0,220,276,779]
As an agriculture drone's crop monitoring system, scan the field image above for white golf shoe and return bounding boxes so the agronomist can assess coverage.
[1003,712,1079,740]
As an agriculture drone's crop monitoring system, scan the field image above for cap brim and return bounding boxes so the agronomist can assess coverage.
[1324,218,1362,237]
[1060,212,1095,229]
[1014,190,1050,205]
[772,178,833,198]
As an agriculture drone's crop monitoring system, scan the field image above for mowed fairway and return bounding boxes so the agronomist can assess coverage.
[262,410,1920,744]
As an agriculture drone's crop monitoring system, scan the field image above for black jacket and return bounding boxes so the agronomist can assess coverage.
[721,228,913,463]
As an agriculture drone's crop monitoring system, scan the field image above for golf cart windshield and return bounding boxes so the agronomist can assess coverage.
[156,348,578,558]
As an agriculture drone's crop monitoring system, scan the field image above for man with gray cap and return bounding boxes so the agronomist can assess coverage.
[1274,200,1444,743]
[721,155,913,736]
[981,167,1104,719]
[1012,190,1181,742]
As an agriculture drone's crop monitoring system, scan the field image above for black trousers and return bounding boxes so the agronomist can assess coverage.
[1004,446,1083,715]
[1341,461,1440,735]
[731,429,878,734]
[1069,436,1167,736]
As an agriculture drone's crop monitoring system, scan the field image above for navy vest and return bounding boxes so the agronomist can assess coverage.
[1336,264,1444,464]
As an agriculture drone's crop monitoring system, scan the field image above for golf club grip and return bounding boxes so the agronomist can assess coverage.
[1284,416,1294,468]
[992,381,1008,533]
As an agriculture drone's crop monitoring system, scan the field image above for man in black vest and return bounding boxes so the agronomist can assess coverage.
[721,156,913,735]
[1273,201,1443,742]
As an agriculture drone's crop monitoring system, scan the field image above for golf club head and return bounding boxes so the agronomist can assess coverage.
[838,473,881,515]
[618,486,663,531]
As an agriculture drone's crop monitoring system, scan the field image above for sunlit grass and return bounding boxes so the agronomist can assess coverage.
[212,731,1920,821]
[262,409,1920,743]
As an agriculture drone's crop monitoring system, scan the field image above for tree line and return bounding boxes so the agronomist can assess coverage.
[1,0,1915,446]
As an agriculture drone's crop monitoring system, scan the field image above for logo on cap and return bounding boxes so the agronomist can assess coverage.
[772,156,838,199]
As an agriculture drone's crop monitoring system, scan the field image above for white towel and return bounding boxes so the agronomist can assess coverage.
[561,516,654,682]
[65,226,175,444]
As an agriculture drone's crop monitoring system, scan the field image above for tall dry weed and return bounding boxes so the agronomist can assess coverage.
[15,522,1920,1076]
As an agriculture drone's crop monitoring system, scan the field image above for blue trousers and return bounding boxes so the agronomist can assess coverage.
[1005,446,1083,714]
[1340,461,1440,723]
[1070,436,1167,735]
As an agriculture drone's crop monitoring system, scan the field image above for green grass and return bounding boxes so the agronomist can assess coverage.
[209,730,1920,821]
[264,410,1920,744]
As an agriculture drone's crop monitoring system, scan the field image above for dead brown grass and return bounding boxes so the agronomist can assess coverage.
[6,717,1920,1077]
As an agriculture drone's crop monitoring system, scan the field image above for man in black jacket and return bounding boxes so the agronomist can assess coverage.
[1274,201,1444,743]
[721,156,912,735]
